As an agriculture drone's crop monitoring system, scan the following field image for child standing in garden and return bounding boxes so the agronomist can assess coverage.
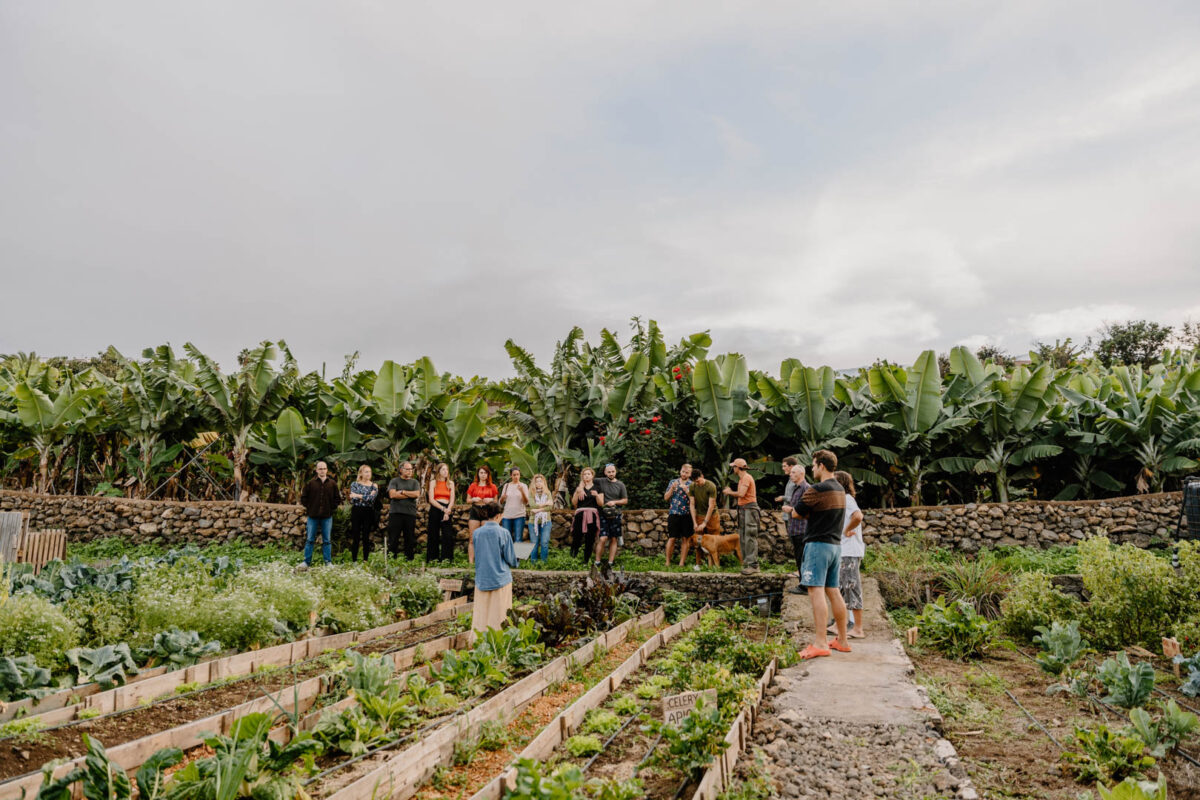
[528,473,553,564]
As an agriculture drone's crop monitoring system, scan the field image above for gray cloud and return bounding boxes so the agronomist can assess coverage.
[2,1,1199,376]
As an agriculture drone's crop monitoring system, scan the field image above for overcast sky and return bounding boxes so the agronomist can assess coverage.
[3,2,1200,378]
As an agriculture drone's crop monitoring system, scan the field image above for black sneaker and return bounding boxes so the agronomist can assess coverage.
[788,586,806,595]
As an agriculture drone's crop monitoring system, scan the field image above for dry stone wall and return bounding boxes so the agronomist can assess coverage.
[0,488,1185,560]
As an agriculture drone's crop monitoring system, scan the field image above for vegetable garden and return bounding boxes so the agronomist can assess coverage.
[871,534,1200,798]
[2,549,799,800]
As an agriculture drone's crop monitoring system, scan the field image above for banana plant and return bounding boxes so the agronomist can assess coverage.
[431,398,489,473]
[102,346,202,497]
[181,341,296,501]
[949,362,1063,502]
[363,358,444,475]
[6,371,105,493]
[691,354,768,493]
[867,350,976,504]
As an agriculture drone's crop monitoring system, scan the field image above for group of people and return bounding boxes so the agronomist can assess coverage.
[299,451,868,655]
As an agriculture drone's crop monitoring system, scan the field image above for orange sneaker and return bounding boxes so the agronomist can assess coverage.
[800,644,832,659]
[829,640,852,653]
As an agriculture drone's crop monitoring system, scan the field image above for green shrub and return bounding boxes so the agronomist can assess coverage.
[939,555,1010,618]
[311,565,390,632]
[863,533,949,609]
[1174,540,1200,620]
[1079,537,1174,649]
[389,574,442,619]
[240,563,321,631]
[916,597,996,660]
[999,571,1081,640]
[186,586,281,650]
[0,594,80,669]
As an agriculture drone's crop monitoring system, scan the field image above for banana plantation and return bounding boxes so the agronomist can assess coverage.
[2,320,1199,508]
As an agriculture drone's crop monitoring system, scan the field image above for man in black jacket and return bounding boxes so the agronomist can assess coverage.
[301,461,340,566]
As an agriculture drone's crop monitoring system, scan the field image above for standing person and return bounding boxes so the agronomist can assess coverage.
[571,467,602,560]
[347,465,380,562]
[466,466,498,562]
[780,463,810,594]
[528,473,553,564]
[426,463,456,563]
[301,461,340,566]
[794,449,851,659]
[498,467,530,544]
[831,470,866,638]
[469,502,517,633]
[663,464,693,566]
[386,461,421,561]
[775,457,800,529]
[723,458,761,575]
[594,463,628,569]
[686,469,719,568]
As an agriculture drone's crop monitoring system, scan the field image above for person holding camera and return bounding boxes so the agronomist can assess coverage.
[594,463,628,569]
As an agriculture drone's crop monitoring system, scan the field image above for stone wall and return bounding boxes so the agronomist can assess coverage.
[861,492,1183,552]
[0,488,1186,560]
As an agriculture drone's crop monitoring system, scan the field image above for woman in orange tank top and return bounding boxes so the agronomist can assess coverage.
[426,462,456,562]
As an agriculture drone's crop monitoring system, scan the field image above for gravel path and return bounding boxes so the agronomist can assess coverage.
[737,577,979,799]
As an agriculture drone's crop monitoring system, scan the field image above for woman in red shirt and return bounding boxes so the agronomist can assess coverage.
[426,462,456,563]
[466,465,498,562]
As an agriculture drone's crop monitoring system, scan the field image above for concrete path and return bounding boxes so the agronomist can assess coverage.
[777,576,935,727]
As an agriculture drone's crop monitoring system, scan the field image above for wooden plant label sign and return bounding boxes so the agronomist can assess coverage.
[907,627,919,646]
[1162,637,1181,659]
[662,689,717,727]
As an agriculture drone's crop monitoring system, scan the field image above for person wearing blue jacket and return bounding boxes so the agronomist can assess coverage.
[470,502,518,633]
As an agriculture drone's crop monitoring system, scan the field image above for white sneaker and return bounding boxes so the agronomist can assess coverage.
[692,565,700,572]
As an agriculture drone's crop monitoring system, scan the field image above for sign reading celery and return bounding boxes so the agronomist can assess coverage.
[662,689,717,726]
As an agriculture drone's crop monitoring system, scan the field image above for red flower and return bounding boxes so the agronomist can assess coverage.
[672,366,680,373]
[671,438,676,444]
[628,417,635,423]
[674,375,682,380]
[651,416,660,422]
[642,428,651,435]
[599,436,606,444]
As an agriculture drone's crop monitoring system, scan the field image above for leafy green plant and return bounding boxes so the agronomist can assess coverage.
[434,646,509,698]
[581,709,621,737]
[452,735,481,766]
[916,597,997,660]
[344,651,393,698]
[938,555,1010,618]
[0,593,81,669]
[1127,700,1199,757]
[999,571,1081,640]
[611,695,638,716]
[654,700,730,776]
[1174,650,1200,697]
[355,685,419,731]
[1096,654,1155,709]
[402,673,456,713]
[0,653,56,701]
[1098,776,1168,800]
[0,716,48,743]
[1064,724,1155,784]
[505,758,586,800]
[477,719,511,751]
[478,619,545,671]
[659,589,693,624]
[66,643,139,689]
[139,629,222,669]
[312,705,385,757]
[1033,621,1089,676]
[388,574,442,619]
[564,734,603,757]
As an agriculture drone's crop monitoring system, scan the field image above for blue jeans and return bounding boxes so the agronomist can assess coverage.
[501,517,526,543]
[529,520,551,562]
[305,516,333,565]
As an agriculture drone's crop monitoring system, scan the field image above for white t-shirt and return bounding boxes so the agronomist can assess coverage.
[840,494,865,558]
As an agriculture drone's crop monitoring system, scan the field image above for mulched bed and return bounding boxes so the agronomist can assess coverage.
[0,620,451,781]
[911,646,1200,800]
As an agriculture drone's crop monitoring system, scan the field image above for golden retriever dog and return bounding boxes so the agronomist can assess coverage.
[694,532,742,567]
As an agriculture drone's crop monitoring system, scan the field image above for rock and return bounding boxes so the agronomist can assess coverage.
[138,522,157,535]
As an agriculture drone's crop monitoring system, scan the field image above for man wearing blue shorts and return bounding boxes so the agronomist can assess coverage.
[795,449,851,659]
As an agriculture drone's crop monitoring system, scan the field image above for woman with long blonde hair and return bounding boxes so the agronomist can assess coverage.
[348,464,380,561]
[528,473,553,564]
[570,467,602,560]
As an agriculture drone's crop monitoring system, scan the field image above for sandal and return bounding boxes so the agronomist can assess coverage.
[799,644,832,659]
[829,640,852,653]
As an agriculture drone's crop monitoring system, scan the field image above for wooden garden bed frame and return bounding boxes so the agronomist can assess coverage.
[0,629,474,800]
[467,606,708,800]
[320,607,670,800]
[0,600,470,726]
[689,658,776,800]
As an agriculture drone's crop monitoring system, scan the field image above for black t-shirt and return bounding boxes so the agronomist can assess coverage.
[798,478,847,545]
[575,484,601,510]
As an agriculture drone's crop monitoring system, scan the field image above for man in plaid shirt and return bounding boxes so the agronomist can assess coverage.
[781,462,809,594]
